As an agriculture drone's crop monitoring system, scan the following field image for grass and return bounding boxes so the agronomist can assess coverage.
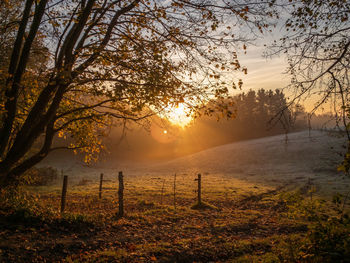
[0,173,349,262]
[190,201,217,210]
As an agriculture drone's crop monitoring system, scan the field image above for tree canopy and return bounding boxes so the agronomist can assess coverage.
[0,0,276,186]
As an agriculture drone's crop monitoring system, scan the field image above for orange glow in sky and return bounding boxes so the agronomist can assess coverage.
[164,103,193,128]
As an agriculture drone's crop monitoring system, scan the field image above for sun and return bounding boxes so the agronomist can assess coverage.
[163,103,193,128]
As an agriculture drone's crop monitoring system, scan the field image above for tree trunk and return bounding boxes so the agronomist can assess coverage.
[0,0,34,157]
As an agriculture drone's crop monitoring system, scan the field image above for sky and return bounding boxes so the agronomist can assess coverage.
[236,45,290,93]
[233,32,328,114]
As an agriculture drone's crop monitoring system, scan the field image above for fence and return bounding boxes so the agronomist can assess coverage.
[59,171,203,217]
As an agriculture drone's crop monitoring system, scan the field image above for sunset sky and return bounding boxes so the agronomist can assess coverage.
[162,46,292,128]
[230,23,291,94]
[235,38,333,115]
[238,46,289,93]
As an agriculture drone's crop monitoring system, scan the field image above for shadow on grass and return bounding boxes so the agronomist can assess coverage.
[190,201,217,210]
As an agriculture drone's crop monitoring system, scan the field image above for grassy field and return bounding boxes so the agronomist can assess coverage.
[1,131,350,262]
[1,171,349,263]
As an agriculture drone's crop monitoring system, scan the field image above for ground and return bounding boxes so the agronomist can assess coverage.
[0,181,307,262]
[0,130,349,262]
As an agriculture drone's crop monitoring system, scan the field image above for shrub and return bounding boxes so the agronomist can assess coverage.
[279,191,350,262]
[299,214,350,262]
[22,166,59,186]
[0,187,55,226]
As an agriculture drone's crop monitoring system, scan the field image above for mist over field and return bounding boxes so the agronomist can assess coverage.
[42,130,350,197]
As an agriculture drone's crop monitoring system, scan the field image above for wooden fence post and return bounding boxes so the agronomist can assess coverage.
[118,171,124,217]
[60,175,68,214]
[160,179,165,205]
[197,174,202,204]
[173,173,177,210]
[99,173,103,199]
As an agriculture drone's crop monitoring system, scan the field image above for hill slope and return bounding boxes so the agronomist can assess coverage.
[147,130,348,194]
[42,130,349,196]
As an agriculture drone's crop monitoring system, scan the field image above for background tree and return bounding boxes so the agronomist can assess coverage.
[172,89,307,155]
[0,0,276,186]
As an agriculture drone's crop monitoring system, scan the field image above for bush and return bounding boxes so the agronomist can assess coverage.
[279,191,350,262]
[22,166,59,186]
[299,215,350,262]
[0,187,55,226]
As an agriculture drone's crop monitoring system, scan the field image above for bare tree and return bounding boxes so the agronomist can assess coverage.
[269,0,350,169]
[270,0,350,129]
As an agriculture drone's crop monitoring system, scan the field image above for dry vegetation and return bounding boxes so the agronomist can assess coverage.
[1,131,350,262]
[1,171,349,262]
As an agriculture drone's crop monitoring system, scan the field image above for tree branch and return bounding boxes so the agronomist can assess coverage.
[73,0,141,76]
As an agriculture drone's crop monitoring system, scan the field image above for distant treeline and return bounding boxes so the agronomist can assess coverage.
[175,89,308,155]
[51,89,333,162]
